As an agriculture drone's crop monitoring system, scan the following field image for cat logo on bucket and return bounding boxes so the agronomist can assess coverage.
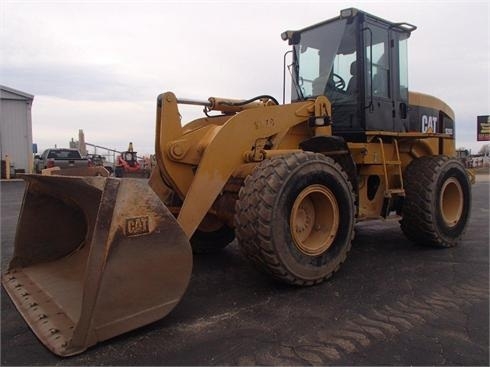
[125,216,150,236]
[421,115,438,133]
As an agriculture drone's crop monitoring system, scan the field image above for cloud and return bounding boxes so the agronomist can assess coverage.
[1,1,489,154]
[31,96,157,152]
[1,63,157,101]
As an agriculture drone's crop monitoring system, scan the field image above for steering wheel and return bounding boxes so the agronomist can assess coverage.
[331,73,346,90]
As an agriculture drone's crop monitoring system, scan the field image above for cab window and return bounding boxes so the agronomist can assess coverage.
[365,25,390,99]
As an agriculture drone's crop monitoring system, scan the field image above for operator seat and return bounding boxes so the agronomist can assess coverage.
[346,61,357,94]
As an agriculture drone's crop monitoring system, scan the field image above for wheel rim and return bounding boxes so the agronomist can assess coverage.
[440,177,464,227]
[290,184,339,256]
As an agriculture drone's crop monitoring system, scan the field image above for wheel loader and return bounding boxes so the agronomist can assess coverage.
[2,8,471,356]
[114,142,151,178]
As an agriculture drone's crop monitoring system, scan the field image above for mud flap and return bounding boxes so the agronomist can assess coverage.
[2,175,192,356]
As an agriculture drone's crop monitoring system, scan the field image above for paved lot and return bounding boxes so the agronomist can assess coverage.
[1,176,489,366]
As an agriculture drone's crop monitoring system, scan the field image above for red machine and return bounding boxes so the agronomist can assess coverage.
[115,142,149,178]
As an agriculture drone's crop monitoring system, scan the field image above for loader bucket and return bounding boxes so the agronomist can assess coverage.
[1,175,192,356]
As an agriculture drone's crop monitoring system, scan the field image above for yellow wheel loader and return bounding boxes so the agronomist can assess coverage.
[2,8,471,356]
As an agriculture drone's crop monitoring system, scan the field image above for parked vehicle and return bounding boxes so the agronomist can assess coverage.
[34,148,89,173]
[86,153,114,175]
[115,142,151,178]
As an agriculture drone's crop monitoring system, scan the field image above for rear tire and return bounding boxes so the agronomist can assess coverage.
[401,155,471,247]
[235,152,355,286]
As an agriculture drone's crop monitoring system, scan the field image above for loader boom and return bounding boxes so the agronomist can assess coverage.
[152,92,332,237]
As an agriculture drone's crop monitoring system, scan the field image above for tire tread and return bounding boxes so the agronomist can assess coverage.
[400,155,470,247]
[235,152,355,285]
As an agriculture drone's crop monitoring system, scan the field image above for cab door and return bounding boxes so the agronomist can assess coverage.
[362,20,410,132]
[391,30,410,132]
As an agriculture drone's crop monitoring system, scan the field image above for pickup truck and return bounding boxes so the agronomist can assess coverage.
[34,148,89,173]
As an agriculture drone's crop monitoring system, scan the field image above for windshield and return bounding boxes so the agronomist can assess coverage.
[47,149,81,159]
[293,18,358,105]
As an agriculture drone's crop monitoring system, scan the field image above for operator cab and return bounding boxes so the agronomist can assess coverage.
[282,8,416,140]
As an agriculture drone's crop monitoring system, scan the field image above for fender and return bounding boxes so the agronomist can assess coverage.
[299,135,358,199]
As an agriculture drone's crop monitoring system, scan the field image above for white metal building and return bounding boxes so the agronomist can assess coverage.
[0,85,34,175]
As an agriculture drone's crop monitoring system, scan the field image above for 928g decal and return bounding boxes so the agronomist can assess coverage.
[421,115,438,133]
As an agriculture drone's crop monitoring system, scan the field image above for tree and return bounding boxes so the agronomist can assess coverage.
[478,144,490,155]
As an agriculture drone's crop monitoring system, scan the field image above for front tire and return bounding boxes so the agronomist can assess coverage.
[401,155,471,247]
[235,152,355,286]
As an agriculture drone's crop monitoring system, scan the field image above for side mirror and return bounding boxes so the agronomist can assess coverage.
[34,155,41,160]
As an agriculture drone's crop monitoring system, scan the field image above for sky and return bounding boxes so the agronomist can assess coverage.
[1,0,489,156]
